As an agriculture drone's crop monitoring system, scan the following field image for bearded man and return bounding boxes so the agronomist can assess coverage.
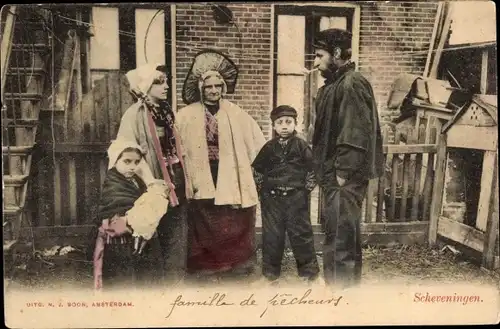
[311,29,384,288]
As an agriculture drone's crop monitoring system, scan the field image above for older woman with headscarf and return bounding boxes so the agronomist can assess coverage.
[176,50,266,280]
[115,63,191,284]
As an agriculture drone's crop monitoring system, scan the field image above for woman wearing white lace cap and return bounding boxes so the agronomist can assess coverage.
[176,50,266,279]
[116,63,191,284]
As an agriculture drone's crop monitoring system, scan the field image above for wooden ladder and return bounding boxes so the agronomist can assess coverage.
[2,6,51,260]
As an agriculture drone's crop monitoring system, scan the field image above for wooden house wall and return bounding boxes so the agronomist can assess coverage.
[31,4,171,227]
[33,72,134,227]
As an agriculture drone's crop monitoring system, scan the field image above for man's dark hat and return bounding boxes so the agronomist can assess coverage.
[313,28,352,53]
[271,105,297,122]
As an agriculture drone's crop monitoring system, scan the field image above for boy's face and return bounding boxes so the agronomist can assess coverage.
[273,115,296,138]
[115,151,142,178]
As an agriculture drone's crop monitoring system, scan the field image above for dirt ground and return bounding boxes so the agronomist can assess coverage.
[4,243,500,292]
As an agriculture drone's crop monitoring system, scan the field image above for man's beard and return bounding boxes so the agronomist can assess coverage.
[320,62,338,79]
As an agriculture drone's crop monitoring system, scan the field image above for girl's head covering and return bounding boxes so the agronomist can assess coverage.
[107,139,146,170]
[198,70,228,103]
[126,63,166,101]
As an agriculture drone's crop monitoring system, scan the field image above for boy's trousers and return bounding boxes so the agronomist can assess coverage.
[260,187,319,280]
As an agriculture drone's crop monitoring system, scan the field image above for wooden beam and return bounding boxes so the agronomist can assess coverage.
[423,2,443,78]
[39,143,109,153]
[20,222,430,250]
[53,159,62,226]
[53,30,79,112]
[428,133,447,245]
[68,158,78,224]
[480,48,489,94]
[429,2,453,79]
[482,163,499,269]
[1,5,16,99]
[438,216,485,252]
[476,151,497,231]
[364,178,377,223]
[383,144,437,154]
[351,5,361,71]
[446,126,497,151]
[414,102,455,115]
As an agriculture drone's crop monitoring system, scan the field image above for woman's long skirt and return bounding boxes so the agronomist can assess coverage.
[187,199,256,273]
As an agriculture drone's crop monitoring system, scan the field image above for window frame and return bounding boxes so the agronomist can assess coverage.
[88,5,174,105]
[272,3,360,139]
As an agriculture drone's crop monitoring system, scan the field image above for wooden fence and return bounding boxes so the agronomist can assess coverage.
[21,114,438,249]
[266,123,438,248]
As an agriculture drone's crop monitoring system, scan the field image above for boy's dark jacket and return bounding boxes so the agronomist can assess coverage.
[252,133,314,189]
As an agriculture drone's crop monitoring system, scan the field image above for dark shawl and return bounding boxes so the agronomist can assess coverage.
[86,168,147,260]
[312,62,384,186]
[96,167,147,224]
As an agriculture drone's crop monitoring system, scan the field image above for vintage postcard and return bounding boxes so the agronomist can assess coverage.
[2,1,499,327]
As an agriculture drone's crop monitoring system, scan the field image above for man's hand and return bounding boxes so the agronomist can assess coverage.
[336,176,346,187]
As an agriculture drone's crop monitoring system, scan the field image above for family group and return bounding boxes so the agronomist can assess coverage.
[89,28,384,291]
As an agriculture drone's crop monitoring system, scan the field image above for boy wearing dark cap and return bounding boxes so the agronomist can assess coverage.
[311,28,384,288]
[252,105,320,285]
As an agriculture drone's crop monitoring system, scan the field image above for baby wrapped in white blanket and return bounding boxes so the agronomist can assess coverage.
[126,179,169,242]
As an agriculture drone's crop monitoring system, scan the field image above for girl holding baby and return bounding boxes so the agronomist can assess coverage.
[90,64,190,290]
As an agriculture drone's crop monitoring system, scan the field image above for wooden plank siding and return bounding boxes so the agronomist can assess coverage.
[31,71,133,229]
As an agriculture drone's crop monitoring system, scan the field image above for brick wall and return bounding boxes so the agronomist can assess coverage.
[175,3,273,138]
[174,2,439,138]
[358,1,439,125]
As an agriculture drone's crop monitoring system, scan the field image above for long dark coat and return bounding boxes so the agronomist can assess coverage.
[312,62,384,186]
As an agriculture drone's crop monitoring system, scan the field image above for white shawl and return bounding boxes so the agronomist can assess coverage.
[176,100,266,208]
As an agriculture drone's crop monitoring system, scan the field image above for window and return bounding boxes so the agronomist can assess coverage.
[89,5,173,103]
[273,4,359,141]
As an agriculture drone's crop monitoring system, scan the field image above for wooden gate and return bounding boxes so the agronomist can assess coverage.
[428,95,499,270]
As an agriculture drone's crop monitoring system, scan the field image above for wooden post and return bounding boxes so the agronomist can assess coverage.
[68,157,78,225]
[389,132,401,222]
[476,151,497,232]
[422,127,437,221]
[480,48,489,94]
[53,156,62,226]
[365,179,376,223]
[411,126,425,221]
[482,159,499,269]
[428,132,447,245]
[429,2,453,79]
[423,2,444,78]
[1,5,16,99]
[54,30,79,112]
